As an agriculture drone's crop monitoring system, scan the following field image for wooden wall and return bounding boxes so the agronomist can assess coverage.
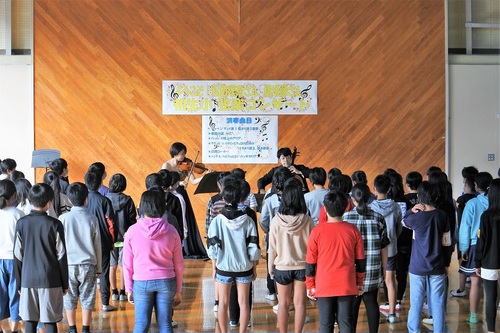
[34,0,445,227]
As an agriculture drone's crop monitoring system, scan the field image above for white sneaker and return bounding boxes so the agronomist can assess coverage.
[213,304,219,312]
[387,314,397,323]
[229,320,239,327]
[379,302,401,311]
[111,293,119,301]
[102,304,116,312]
[422,317,433,325]
[272,304,294,313]
[450,289,467,297]
[305,315,310,324]
[265,293,277,301]
[119,294,128,301]
[422,301,428,310]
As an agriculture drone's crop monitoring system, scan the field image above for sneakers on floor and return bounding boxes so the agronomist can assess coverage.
[171,321,178,328]
[387,314,397,324]
[265,293,277,301]
[119,294,128,301]
[466,316,479,324]
[229,321,239,327]
[379,302,401,311]
[111,293,119,301]
[213,304,219,312]
[102,304,116,312]
[305,315,310,324]
[422,301,428,310]
[450,289,467,297]
[422,316,433,325]
[272,304,294,313]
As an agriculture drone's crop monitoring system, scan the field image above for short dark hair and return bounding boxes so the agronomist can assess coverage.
[464,175,476,192]
[352,170,367,185]
[140,190,165,218]
[406,171,423,190]
[328,174,352,194]
[29,183,54,208]
[327,167,343,185]
[85,171,102,191]
[309,167,326,186]
[426,166,442,177]
[217,172,231,185]
[373,174,391,194]
[66,182,88,207]
[170,171,180,186]
[230,168,246,180]
[279,178,307,215]
[158,169,172,189]
[323,190,348,217]
[222,183,241,207]
[272,167,293,192]
[417,181,438,206]
[0,158,16,174]
[109,173,127,193]
[276,147,292,158]
[145,173,163,191]
[88,162,106,179]
[240,180,251,203]
[49,158,68,175]
[169,142,187,157]
[461,166,479,178]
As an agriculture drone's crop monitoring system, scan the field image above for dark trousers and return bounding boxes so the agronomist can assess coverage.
[265,236,276,295]
[483,279,498,332]
[352,289,379,333]
[396,252,411,300]
[229,282,253,322]
[317,295,354,333]
[100,249,111,305]
[25,322,57,333]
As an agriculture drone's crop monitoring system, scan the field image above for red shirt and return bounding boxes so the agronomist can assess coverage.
[306,221,365,297]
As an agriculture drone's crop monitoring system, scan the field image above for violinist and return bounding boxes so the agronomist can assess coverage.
[161,142,210,258]
[161,142,212,186]
[257,147,310,194]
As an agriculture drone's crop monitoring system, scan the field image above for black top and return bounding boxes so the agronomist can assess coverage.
[475,211,500,269]
[257,164,311,192]
[87,190,116,251]
[14,210,68,291]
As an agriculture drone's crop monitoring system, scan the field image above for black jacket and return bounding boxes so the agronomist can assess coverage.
[257,164,311,192]
[106,192,137,243]
[14,210,69,291]
[87,190,116,251]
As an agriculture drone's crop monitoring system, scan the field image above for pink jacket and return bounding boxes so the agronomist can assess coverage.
[122,217,184,293]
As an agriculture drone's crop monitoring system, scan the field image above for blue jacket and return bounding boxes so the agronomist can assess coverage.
[459,193,488,252]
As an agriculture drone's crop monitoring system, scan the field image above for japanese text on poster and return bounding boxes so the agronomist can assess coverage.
[202,116,278,164]
[163,80,317,115]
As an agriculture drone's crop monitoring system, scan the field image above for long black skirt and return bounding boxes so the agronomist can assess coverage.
[177,185,207,259]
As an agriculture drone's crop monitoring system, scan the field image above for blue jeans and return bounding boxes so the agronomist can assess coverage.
[408,273,447,333]
[133,278,176,333]
[0,259,20,321]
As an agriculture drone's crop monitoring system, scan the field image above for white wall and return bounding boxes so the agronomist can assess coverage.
[0,64,34,182]
[449,64,500,198]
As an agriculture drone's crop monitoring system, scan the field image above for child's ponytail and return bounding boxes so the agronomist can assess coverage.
[352,183,371,216]
[0,179,17,209]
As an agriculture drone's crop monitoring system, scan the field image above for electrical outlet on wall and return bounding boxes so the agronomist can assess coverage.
[488,154,495,161]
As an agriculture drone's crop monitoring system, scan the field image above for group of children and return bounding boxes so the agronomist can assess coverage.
[0,157,191,333]
[2,153,500,333]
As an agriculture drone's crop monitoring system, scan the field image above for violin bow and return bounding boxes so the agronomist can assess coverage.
[185,151,200,189]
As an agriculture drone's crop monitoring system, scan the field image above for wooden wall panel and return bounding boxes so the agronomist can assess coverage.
[34,0,445,230]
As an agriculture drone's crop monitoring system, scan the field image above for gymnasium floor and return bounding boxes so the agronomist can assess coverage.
[2,258,494,333]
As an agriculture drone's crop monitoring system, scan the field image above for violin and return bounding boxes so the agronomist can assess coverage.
[179,158,210,174]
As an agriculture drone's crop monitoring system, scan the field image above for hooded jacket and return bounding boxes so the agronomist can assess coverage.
[369,199,402,258]
[122,217,184,294]
[267,213,314,277]
[459,193,488,252]
[106,192,137,243]
[207,208,261,276]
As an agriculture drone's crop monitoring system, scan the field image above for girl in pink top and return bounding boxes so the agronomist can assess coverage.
[123,190,184,333]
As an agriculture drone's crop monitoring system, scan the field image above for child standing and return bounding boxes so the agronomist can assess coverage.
[59,182,102,333]
[85,170,116,312]
[0,179,24,333]
[268,179,314,333]
[106,174,137,302]
[370,174,402,323]
[458,172,493,323]
[13,183,69,333]
[403,181,452,333]
[207,184,261,333]
[306,190,365,333]
[343,183,388,333]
